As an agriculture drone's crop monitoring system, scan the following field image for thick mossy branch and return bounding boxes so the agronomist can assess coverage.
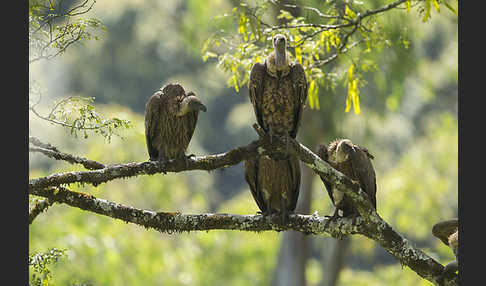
[29,198,55,225]
[29,186,363,236]
[28,129,457,285]
[29,140,263,191]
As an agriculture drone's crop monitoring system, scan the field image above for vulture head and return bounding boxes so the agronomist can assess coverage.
[330,139,356,164]
[160,84,207,116]
[177,91,207,116]
[272,34,287,51]
[272,34,288,68]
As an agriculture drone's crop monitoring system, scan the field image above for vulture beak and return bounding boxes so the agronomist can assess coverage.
[186,92,206,111]
[190,101,207,112]
[196,102,207,112]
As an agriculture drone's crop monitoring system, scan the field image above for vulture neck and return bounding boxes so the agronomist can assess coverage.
[274,48,287,69]
[265,50,291,78]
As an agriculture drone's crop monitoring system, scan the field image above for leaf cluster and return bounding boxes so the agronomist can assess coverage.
[29,0,104,64]
[201,0,457,114]
[29,248,66,286]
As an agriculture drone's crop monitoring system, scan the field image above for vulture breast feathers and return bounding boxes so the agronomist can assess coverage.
[248,51,307,138]
[144,83,206,161]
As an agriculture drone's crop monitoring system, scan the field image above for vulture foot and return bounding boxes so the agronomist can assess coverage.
[323,207,341,233]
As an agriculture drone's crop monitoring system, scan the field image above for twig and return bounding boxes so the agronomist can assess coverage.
[29,146,106,170]
[29,198,55,224]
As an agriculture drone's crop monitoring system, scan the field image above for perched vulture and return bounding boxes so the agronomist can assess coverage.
[244,34,307,223]
[145,83,206,161]
[316,139,377,220]
[432,219,459,282]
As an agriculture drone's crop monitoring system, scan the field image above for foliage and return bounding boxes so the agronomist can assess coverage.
[30,96,131,142]
[29,0,131,142]
[29,0,104,64]
[201,0,457,114]
[29,0,458,285]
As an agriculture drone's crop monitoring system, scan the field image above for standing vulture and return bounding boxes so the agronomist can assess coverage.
[244,34,308,223]
[316,139,377,223]
[145,83,206,161]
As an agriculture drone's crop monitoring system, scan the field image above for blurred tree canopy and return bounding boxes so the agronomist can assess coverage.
[29,0,457,285]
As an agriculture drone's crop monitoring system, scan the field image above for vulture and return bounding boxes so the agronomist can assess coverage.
[316,139,377,222]
[145,83,206,161]
[432,219,459,282]
[244,34,308,223]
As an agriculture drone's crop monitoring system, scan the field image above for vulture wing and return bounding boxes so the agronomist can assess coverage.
[315,146,336,206]
[184,109,199,148]
[244,157,267,213]
[349,146,377,209]
[248,62,267,131]
[289,63,308,138]
[145,91,163,160]
[287,155,301,212]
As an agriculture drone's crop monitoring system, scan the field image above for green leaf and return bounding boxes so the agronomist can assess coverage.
[351,79,361,114]
[347,64,354,83]
[423,0,432,22]
[432,0,440,13]
[442,0,457,15]
[308,80,315,109]
[277,10,294,20]
[345,5,357,19]
[202,51,217,62]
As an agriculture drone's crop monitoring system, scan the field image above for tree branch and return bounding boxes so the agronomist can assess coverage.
[29,146,106,170]
[28,123,457,285]
[29,198,55,225]
[29,140,263,191]
[29,136,60,152]
[29,186,363,236]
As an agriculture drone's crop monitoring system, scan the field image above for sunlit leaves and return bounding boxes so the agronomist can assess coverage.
[345,64,361,114]
[38,96,131,142]
[307,79,320,109]
[29,0,105,64]
[442,0,458,15]
[201,0,456,113]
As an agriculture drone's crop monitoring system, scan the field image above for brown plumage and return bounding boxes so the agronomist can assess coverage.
[316,139,377,219]
[244,155,301,219]
[244,34,307,223]
[144,83,206,161]
[432,219,459,283]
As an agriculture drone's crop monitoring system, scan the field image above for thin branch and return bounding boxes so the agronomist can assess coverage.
[280,3,345,20]
[29,136,60,153]
[29,146,106,170]
[29,198,55,224]
[308,39,364,69]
